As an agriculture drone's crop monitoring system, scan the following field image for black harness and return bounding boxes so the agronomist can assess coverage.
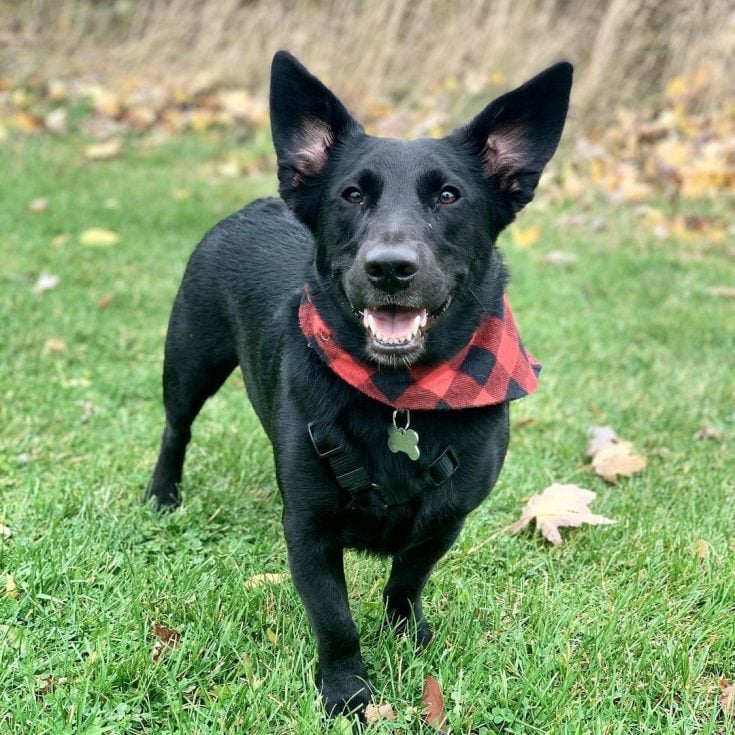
[307,422,460,507]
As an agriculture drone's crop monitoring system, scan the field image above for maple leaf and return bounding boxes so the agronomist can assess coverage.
[508,483,615,546]
[151,622,180,663]
[422,675,447,730]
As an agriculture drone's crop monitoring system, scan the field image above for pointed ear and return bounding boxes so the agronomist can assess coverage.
[450,62,572,216]
[270,51,363,220]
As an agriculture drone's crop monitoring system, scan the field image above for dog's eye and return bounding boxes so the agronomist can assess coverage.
[439,187,460,205]
[342,187,364,204]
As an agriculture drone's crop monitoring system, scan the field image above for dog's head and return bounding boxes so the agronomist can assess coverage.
[270,51,572,366]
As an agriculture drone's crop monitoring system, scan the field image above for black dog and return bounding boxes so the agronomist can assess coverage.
[147,51,571,717]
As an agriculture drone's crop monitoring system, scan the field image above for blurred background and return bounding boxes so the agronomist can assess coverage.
[2,0,735,207]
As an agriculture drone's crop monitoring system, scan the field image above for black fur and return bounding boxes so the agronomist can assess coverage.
[147,51,572,717]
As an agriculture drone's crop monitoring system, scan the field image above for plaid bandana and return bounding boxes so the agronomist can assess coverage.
[298,289,540,410]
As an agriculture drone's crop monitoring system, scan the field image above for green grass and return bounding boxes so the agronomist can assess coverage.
[1,131,733,735]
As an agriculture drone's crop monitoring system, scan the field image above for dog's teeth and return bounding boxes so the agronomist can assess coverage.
[363,311,369,328]
[367,314,377,334]
[420,310,428,328]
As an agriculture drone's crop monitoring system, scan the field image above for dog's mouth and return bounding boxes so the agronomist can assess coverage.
[358,297,451,361]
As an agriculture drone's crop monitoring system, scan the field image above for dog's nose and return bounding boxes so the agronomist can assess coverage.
[364,245,419,293]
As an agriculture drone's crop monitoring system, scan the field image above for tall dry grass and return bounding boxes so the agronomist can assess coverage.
[2,0,733,121]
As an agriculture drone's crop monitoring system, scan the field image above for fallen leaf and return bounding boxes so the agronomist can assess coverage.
[151,622,180,663]
[51,234,70,248]
[592,441,647,483]
[422,675,447,730]
[586,425,619,458]
[508,483,615,546]
[0,523,11,539]
[266,627,278,645]
[539,250,578,269]
[43,338,67,354]
[511,224,541,249]
[35,674,68,698]
[694,426,723,441]
[79,228,120,247]
[96,293,113,309]
[244,573,287,589]
[84,138,122,160]
[28,197,49,213]
[694,539,710,559]
[32,273,60,293]
[44,108,68,134]
[709,286,735,299]
[5,573,18,599]
[365,702,397,723]
[721,679,735,717]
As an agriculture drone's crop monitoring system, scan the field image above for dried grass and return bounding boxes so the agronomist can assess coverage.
[2,0,733,121]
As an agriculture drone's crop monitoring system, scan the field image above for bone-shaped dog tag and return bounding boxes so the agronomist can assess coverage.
[387,410,420,461]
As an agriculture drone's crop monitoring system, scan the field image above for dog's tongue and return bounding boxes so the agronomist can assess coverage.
[363,307,427,340]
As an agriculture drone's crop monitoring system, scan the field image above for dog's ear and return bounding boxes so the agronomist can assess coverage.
[450,62,572,218]
[270,51,363,224]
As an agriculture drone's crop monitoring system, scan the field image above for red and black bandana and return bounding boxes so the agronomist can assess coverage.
[298,289,540,410]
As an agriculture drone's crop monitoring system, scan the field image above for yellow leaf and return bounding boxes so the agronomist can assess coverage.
[244,573,287,589]
[84,138,122,161]
[511,224,541,249]
[5,573,18,599]
[80,228,120,247]
[266,627,278,645]
[694,539,710,560]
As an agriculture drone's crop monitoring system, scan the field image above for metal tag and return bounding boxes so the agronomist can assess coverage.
[387,409,420,461]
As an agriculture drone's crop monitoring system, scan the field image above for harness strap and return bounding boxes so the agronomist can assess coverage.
[307,421,460,507]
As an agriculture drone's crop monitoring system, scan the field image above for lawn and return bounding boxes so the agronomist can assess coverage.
[0,132,733,734]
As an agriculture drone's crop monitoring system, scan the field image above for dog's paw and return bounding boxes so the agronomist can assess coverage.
[143,482,181,512]
[319,661,372,718]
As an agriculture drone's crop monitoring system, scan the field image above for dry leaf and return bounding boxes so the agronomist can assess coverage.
[592,442,647,483]
[539,250,578,269]
[84,138,122,160]
[586,425,619,458]
[422,675,447,730]
[0,524,11,539]
[96,293,114,309]
[28,197,49,213]
[694,539,710,559]
[365,702,397,723]
[35,674,68,698]
[244,572,287,589]
[151,622,180,663]
[266,627,278,645]
[721,679,735,717]
[694,426,723,441]
[32,273,60,293]
[508,483,616,546]
[51,234,70,248]
[80,228,120,247]
[44,108,68,134]
[709,286,735,300]
[511,224,541,249]
[5,573,18,599]
[43,338,67,354]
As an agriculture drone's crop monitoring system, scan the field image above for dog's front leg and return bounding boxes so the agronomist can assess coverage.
[383,519,464,649]
[283,515,371,717]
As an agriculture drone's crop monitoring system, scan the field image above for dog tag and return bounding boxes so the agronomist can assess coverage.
[387,409,420,461]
